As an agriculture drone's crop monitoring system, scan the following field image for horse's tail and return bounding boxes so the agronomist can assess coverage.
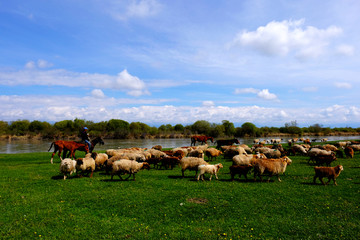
[48,142,54,152]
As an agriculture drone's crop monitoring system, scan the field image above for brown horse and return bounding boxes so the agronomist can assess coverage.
[48,140,89,164]
[63,136,105,158]
[190,135,214,146]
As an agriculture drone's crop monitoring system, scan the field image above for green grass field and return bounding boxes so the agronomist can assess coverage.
[1,143,360,239]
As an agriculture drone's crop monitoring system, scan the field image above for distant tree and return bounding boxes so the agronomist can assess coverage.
[308,123,323,134]
[174,124,184,132]
[106,119,130,138]
[29,120,52,134]
[191,120,211,135]
[240,122,258,137]
[210,124,225,138]
[9,120,30,136]
[0,121,9,135]
[222,120,235,137]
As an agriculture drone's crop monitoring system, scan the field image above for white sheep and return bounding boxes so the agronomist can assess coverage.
[111,159,150,181]
[179,157,209,178]
[188,148,204,158]
[146,148,168,158]
[59,158,77,180]
[197,163,223,181]
[232,153,265,166]
[76,157,95,178]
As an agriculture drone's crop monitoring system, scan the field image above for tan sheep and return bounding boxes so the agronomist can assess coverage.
[179,157,209,178]
[111,159,150,181]
[204,148,223,161]
[76,156,95,178]
[253,156,292,182]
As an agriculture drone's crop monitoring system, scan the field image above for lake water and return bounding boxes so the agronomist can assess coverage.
[1,135,359,154]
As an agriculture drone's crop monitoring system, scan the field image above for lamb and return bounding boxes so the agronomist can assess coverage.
[253,156,292,182]
[76,156,95,178]
[229,165,253,181]
[179,157,209,178]
[111,159,150,181]
[59,158,77,180]
[204,148,223,161]
[313,165,343,185]
[197,163,223,181]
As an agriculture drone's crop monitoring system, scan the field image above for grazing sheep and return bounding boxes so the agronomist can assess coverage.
[59,158,77,180]
[229,165,253,181]
[204,148,223,161]
[313,153,337,166]
[159,156,181,170]
[313,165,343,185]
[350,144,360,153]
[179,157,209,178]
[335,141,351,149]
[145,156,162,169]
[323,144,338,152]
[146,148,167,159]
[290,144,308,156]
[307,148,333,164]
[321,138,328,142]
[344,146,354,158]
[188,148,204,158]
[76,157,95,178]
[253,156,292,182]
[223,146,247,159]
[232,154,264,166]
[197,163,223,181]
[264,149,282,159]
[239,144,252,154]
[111,159,150,181]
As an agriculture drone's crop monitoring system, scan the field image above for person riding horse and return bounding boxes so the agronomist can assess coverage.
[81,127,92,152]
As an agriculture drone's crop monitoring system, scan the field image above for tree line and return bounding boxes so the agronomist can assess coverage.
[0,119,359,140]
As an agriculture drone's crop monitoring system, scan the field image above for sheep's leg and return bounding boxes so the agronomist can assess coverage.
[182,169,185,178]
[63,175,67,180]
[197,173,200,181]
[319,177,326,185]
[215,172,218,180]
[327,177,336,185]
[313,176,317,184]
[209,174,213,181]
[277,175,282,182]
[89,171,93,178]
[133,174,136,181]
[125,173,132,180]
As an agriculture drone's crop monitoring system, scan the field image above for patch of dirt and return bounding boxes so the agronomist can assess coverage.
[187,198,208,204]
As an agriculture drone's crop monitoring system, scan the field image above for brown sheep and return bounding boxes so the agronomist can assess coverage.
[204,148,223,161]
[229,165,253,181]
[344,146,354,158]
[313,165,343,185]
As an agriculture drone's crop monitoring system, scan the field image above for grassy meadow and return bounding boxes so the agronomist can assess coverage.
[1,141,360,239]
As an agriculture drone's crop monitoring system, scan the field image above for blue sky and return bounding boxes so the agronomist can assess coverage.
[0,0,359,127]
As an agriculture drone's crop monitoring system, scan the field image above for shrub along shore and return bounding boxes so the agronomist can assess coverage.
[1,140,360,239]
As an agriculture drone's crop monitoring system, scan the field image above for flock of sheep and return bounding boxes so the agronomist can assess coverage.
[57,137,358,185]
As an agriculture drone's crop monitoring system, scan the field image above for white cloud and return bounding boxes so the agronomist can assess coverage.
[234,88,278,101]
[0,67,149,96]
[107,0,161,21]
[25,60,53,69]
[1,95,359,126]
[336,44,355,56]
[91,89,105,98]
[127,0,161,18]
[334,82,352,89]
[234,88,259,94]
[202,101,215,107]
[231,19,343,59]
[257,89,277,100]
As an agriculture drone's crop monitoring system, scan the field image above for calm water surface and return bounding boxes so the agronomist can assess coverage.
[1,136,359,154]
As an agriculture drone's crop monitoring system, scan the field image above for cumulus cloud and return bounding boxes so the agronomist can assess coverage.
[0,67,149,96]
[91,89,105,98]
[257,89,277,100]
[1,95,359,126]
[234,88,278,101]
[231,19,343,59]
[334,82,352,89]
